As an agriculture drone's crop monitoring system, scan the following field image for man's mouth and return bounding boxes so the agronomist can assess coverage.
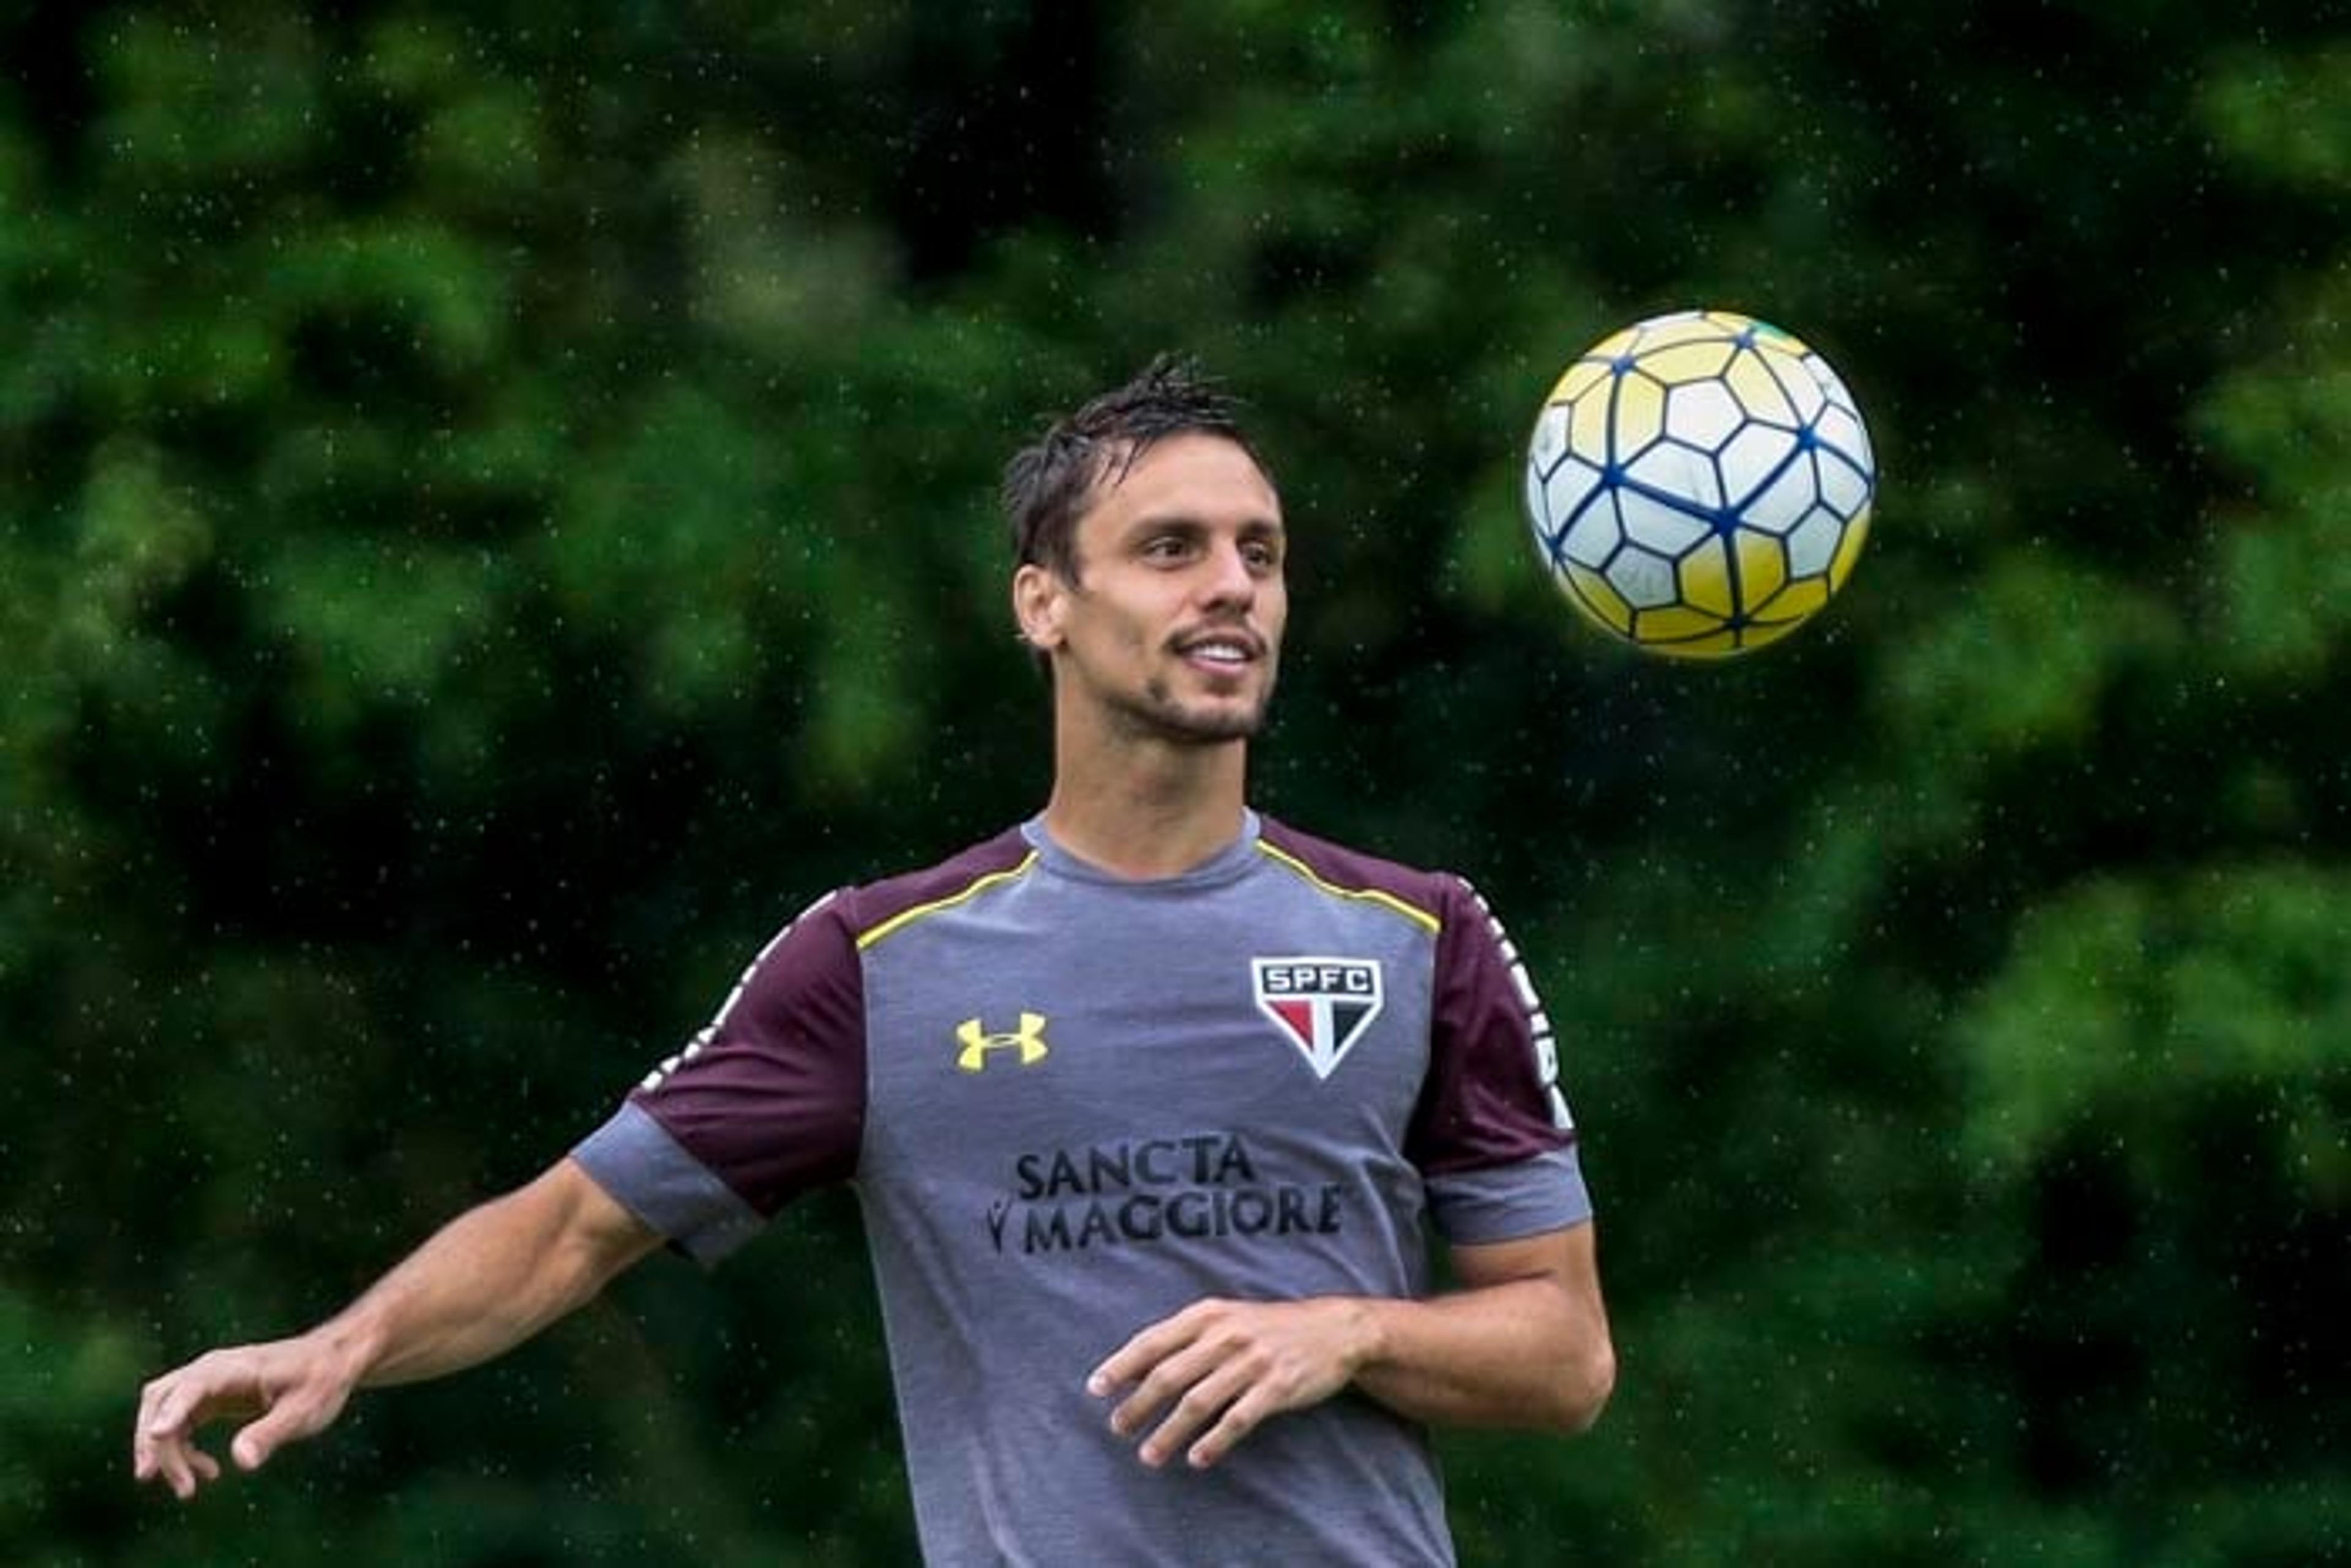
[1174,632,1262,668]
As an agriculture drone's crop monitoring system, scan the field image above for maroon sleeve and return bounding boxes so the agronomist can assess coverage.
[629,891,867,1216]
[1406,876,1577,1177]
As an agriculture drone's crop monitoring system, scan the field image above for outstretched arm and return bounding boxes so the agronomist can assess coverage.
[1088,1222,1613,1469]
[133,1156,659,1499]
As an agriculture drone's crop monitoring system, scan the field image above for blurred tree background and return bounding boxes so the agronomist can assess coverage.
[4,1,2346,1562]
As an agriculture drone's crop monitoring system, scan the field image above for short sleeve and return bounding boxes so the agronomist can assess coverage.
[572,891,867,1264]
[1406,877,1592,1244]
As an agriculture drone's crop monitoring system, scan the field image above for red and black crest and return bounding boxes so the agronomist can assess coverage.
[1251,957,1385,1080]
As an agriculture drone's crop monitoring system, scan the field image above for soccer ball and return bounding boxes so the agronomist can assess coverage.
[1523,309,1875,658]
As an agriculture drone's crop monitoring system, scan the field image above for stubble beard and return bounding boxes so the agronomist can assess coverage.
[1108,666,1278,747]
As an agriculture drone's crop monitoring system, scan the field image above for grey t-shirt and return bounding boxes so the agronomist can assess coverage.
[575,812,1591,1565]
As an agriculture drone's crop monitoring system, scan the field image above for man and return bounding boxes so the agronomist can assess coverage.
[134,359,1615,1562]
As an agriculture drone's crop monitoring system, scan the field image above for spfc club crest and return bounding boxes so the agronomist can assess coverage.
[1250,957,1385,1080]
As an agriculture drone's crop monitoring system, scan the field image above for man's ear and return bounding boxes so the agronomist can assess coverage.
[1013,563,1066,655]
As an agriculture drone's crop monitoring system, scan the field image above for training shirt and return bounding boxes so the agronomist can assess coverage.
[573,811,1591,1566]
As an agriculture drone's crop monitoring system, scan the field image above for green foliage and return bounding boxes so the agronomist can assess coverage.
[2196,279,2351,680]
[1957,858,2351,1281]
[0,1292,148,1564]
[3,1,2345,1562]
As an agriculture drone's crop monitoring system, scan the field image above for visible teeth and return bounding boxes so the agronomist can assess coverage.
[1193,643,1248,663]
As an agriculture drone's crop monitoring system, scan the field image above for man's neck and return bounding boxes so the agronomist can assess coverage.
[1038,740,1251,880]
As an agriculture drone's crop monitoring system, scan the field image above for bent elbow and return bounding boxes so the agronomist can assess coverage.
[1552,1337,1616,1435]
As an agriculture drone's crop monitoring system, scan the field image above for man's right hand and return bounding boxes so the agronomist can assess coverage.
[132,1160,658,1501]
[133,1333,362,1499]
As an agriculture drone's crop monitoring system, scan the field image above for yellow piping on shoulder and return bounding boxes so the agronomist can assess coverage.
[856,851,1041,950]
[1253,840,1441,934]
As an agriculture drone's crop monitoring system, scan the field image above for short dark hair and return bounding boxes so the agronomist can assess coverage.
[1002,354,1270,584]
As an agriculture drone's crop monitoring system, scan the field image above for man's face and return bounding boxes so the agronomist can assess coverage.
[1022,432,1288,746]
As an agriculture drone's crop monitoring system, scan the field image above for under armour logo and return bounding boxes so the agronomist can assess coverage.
[956,1012,1049,1072]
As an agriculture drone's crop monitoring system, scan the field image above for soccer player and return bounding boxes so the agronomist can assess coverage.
[133,359,1616,1562]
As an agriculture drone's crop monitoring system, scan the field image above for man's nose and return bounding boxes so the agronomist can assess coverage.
[1198,539,1259,607]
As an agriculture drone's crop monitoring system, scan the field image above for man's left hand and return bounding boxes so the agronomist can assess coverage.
[1086,1297,1377,1469]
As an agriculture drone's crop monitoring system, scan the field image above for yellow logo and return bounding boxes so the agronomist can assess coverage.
[956,1012,1049,1072]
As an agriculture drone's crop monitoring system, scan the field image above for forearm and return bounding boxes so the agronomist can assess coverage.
[1090,1225,1614,1471]
[135,1158,659,1498]
[1352,1274,1614,1433]
[317,1161,654,1389]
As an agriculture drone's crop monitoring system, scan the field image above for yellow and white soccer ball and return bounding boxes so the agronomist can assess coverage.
[1523,310,1875,658]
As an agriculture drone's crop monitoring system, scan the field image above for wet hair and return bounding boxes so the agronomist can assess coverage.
[1002,354,1271,585]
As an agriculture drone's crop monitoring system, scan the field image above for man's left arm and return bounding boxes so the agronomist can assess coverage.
[1087,1221,1614,1470]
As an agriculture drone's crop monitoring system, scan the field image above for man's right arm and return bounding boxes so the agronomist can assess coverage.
[133,1156,659,1500]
